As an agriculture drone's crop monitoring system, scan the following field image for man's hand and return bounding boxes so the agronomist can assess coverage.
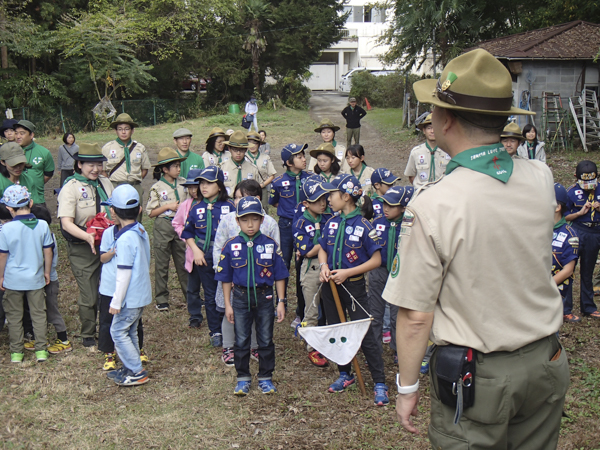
[396,391,421,434]
[86,232,97,254]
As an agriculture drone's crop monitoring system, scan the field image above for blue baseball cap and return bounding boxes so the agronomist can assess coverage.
[0,184,31,207]
[321,174,363,199]
[181,168,203,187]
[281,143,308,163]
[554,182,568,205]
[382,185,414,207]
[300,178,328,203]
[100,184,140,209]
[236,196,264,217]
[371,168,400,186]
[196,166,224,184]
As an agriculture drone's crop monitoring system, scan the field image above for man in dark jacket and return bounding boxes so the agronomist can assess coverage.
[341,97,367,148]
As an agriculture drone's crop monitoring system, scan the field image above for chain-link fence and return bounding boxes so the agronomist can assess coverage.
[1,99,197,136]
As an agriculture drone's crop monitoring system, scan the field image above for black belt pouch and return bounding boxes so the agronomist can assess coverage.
[435,345,476,409]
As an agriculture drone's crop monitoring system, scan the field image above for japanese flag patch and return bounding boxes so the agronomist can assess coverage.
[376,224,386,231]
[329,222,339,229]
[231,243,242,251]
[305,225,315,233]
[282,180,290,187]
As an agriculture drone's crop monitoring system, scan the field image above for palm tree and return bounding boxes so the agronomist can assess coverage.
[242,0,273,94]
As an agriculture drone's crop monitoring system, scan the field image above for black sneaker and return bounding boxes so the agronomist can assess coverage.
[82,337,96,347]
[156,303,169,311]
[210,333,223,347]
[189,319,202,328]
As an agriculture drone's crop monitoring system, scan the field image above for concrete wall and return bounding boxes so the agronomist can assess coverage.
[511,60,600,127]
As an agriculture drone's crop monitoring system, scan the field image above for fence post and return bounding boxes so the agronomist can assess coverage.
[59,105,66,133]
[22,107,26,120]
[153,99,156,126]
[122,101,125,114]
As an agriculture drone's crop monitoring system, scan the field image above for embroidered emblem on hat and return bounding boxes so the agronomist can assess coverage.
[241,198,259,209]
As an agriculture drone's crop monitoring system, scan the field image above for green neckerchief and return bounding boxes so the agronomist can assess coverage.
[302,209,322,274]
[160,176,180,202]
[247,150,260,165]
[213,150,224,165]
[240,230,262,310]
[553,217,567,230]
[201,197,218,252]
[386,215,403,272]
[332,207,362,270]
[116,137,133,173]
[321,172,333,182]
[527,142,535,160]
[18,216,39,230]
[426,142,438,182]
[332,139,337,147]
[234,160,244,184]
[445,144,513,183]
[285,170,302,204]
[64,173,111,219]
[354,163,367,183]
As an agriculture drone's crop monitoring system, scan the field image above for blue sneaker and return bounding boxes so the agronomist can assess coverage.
[234,380,251,396]
[374,383,389,406]
[107,367,126,380]
[258,379,277,394]
[420,360,430,374]
[115,368,149,386]
[328,372,355,393]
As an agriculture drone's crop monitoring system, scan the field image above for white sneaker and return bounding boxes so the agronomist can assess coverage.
[290,316,301,330]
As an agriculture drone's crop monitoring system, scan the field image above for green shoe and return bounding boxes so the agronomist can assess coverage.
[35,350,49,362]
[11,353,25,363]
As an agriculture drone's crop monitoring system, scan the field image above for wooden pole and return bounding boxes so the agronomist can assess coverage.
[328,280,367,396]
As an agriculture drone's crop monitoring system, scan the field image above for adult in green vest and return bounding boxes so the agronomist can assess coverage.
[172,128,204,178]
[13,120,55,206]
[0,142,34,197]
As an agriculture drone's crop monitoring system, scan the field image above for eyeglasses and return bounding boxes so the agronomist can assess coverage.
[230,148,246,153]
[117,127,132,132]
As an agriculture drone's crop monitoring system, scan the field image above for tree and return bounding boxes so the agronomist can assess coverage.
[379,0,521,72]
[243,0,272,94]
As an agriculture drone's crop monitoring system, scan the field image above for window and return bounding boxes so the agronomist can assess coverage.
[345,6,386,23]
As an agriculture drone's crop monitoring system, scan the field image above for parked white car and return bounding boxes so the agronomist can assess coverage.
[338,67,396,92]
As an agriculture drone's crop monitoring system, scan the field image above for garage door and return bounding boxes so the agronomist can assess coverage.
[305,64,337,91]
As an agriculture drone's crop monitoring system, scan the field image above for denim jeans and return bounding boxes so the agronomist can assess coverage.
[188,249,221,335]
[110,306,144,374]
[99,295,144,354]
[232,285,275,382]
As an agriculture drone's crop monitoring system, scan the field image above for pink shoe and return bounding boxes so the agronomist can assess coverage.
[382,331,391,344]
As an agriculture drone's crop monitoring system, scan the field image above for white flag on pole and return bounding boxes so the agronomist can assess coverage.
[298,319,372,366]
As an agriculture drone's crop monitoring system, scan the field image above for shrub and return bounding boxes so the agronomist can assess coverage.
[349,72,420,108]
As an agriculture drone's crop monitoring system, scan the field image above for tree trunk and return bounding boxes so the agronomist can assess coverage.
[0,5,8,77]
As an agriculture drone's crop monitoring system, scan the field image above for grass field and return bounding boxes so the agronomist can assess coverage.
[1,107,600,449]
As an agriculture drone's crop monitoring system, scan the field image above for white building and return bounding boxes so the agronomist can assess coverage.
[304,1,396,91]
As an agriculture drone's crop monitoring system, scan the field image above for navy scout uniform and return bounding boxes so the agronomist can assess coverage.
[551,219,579,315]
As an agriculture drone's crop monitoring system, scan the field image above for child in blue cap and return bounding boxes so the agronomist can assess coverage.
[370,168,401,219]
[317,174,389,406]
[181,166,235,345]
[216,197,289,395]
[293,178,333,367]
[553,182,580,323]
[565,160,600,319]
[368,185,414,364]
[103,184,152,386]
[0,185,53,363]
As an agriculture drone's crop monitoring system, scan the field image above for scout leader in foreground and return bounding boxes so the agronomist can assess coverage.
[384,49,568,448]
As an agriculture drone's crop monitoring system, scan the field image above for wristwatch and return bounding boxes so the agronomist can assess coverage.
[396,374,419,394]
[278,298,287,306]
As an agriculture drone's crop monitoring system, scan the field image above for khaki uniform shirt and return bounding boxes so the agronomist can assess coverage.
[404,143,451,189]
[102,140,151,183]
[202,151,231,167]
[57,176,114,227]
[307,143,351,174]
[383,159,563,353]
[146,177,189,219]
[352,165,375,198]
[219,159,260,197]
[245,151,277,184]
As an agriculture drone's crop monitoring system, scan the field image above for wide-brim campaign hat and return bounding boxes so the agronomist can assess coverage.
[152,147,187,167]
[205,127,227,143]
[0,142,31,167]
[246,131,265,145]
[413,49,534,116]
[417,113,433,130]
[72,143,107,162]
[314,118,340,133]
[0,119,18,135]
[110,113,139,129]
[224,130,249,149]
[500,122,524,140]
[309,143,340,162]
